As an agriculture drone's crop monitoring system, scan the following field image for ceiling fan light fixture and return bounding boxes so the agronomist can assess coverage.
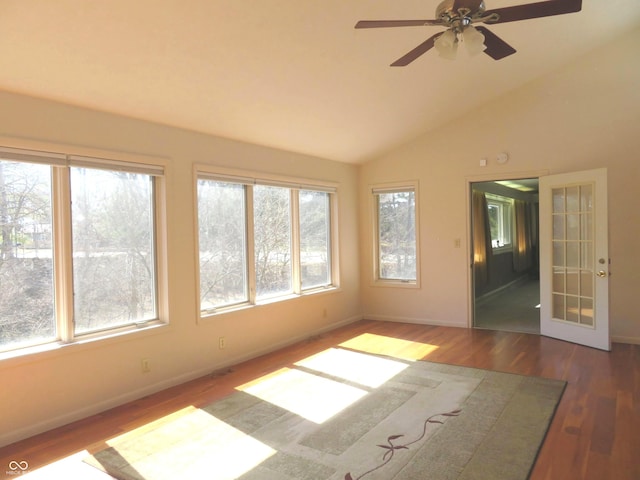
[434,29,458,60]
[463,25,486,57]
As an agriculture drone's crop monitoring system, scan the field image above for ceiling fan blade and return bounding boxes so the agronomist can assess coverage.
[452,0,485,12]
[355,19,441,28]
[484,0,582,24]
[475,26,517,60]
[390,33,440,66]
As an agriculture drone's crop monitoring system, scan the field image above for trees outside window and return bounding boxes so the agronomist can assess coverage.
[0,161,55,350]
[0,150,163,354]
[299,190,331,289]
[197,175,335,313]
[71,168,157,334]
[254,185,292,299]
[374,186,418,283]
[197,181,248,310]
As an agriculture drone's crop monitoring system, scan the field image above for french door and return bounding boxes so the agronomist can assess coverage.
[539,168,610,351]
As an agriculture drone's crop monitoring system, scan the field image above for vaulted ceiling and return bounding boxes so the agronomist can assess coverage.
[1,1,639,163]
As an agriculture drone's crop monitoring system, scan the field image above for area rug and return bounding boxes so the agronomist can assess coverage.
[85,348,566,480]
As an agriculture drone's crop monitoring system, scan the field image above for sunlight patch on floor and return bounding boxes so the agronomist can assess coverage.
[102,407,275,480]
[295,347,409,388]
[339,332,439,360]
[20,451,110,479]
[237,367,368,423]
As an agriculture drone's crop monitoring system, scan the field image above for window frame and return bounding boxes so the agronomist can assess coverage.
[371,181,420,288]
[485,193,514,253]
[0,145,168,358]
[195,166,339,319]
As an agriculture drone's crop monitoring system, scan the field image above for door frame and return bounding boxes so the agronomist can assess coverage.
[465,170,549,329]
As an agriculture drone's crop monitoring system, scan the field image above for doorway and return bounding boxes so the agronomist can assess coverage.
[471,178,540,334]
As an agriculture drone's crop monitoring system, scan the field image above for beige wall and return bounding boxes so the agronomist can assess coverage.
[1,26,639,448]
[0,92,362,446]
[359,27,640,343]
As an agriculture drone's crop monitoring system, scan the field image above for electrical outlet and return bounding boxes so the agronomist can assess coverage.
[219,337,226,349]
[141,358,151,373]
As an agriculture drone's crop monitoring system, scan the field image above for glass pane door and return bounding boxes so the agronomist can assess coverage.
[551,184,594,327]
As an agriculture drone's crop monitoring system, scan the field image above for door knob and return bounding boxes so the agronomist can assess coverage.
[596,270,607,278]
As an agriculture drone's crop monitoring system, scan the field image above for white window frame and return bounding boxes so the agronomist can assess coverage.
[0,145,168,358]
[195,165,339,318]
[371,181,420,288]
[485,193,514,253]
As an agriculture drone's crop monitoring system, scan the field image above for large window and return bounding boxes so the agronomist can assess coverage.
[0,148,164,354]
[373,184,418,284]
[197,171,336,314]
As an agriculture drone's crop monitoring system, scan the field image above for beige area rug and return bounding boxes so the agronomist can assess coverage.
[85,348,566,480]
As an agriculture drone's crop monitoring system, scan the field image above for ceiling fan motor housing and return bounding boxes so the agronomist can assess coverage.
[437,0,486,24]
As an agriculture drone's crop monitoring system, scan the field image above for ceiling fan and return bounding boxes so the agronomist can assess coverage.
[355,0,582,65]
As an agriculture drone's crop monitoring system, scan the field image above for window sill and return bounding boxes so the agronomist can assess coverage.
[199,286,340,321]
[372,279,420,289]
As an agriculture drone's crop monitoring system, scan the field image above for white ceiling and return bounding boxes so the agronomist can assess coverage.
[1,0,639,163]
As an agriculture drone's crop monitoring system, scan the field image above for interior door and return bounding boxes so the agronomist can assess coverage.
[539,168,610,351]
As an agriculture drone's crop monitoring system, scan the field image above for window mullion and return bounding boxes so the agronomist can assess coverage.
[245,185,257,304]
[291,190,301,294]
[52,166,75,343]
[329,193,338,287]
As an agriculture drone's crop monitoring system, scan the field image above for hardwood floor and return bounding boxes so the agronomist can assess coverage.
[1,320,638,479]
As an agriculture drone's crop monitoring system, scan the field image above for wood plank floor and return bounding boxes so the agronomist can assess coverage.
[1,320,638,479]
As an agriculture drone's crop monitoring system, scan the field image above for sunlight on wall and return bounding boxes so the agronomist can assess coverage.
[295,347,409,388]
[339,333,439,361]
[237,368,368,424]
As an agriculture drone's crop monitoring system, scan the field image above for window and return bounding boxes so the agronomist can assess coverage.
[70,167,157,334]
[0,148,164,354]
[254,185,293,299]
[373,184,418,284]
[197,170,336,314]
[197,181,248,309]
[299,190,331,289]
[0,160,55,350]
[486,194,514,250]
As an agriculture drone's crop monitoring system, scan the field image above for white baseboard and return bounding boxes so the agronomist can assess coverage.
[364,314,468,329]
[611,335,640,345]
[0,315,362,448]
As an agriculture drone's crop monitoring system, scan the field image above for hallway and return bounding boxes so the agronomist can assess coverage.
[474,279,540,334]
